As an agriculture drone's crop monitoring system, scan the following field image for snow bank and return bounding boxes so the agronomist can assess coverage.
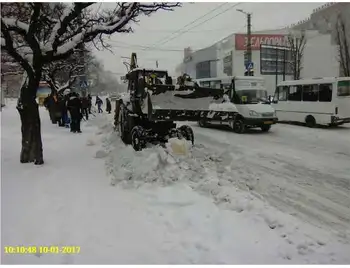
[165,138,191,156]
[150,92,218,111]
[94,114,350,264]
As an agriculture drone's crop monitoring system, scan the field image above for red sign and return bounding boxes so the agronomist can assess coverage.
[235,34,288,50]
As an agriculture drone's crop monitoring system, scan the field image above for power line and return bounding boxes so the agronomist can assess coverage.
[144,3,229,50]
[110,43,184,52]
[157,3,242,47]
[135,26,240,33]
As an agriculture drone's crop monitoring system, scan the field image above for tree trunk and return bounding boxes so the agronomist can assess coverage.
[17,85,44,165]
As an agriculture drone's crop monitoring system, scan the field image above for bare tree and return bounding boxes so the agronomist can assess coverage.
[1,2,181,165]
[287,30,307,80]
[335,15,350,76]
[43,52,90,94]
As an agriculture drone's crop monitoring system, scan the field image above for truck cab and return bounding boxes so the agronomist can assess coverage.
[196,76,278,133]
[229,76,278,132]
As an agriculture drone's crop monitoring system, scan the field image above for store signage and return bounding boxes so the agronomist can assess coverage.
[235,34,288,50]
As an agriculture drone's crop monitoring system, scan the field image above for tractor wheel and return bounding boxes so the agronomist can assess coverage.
[131,126,146,151]
[179,125,194,145]
[198,119,207,128]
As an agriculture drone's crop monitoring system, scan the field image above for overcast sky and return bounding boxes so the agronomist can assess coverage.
[93,2,323,78]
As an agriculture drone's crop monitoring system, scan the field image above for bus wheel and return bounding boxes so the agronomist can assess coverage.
[305,115,316,128]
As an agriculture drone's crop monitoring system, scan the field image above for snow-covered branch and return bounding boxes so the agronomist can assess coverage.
[2,18,29,33]
[1,1,181,102]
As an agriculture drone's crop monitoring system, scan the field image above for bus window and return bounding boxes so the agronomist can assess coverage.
[288,85,302,101]
[319,83,332,102]
[337,81,350,96]
[302,84,318,102]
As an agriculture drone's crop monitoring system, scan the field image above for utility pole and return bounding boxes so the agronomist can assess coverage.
[237,9,253,76]
[247,13,252,70]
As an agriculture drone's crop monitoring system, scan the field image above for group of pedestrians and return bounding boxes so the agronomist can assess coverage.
[43,91,112,133]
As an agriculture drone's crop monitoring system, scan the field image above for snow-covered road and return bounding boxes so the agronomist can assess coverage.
[1,100,350,264]
[189,123,350,234]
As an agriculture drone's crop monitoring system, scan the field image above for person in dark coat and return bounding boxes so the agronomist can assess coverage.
[81,96,90,120]
[44,94,53,121]
[57,94,67,127]
[95,96,103,113]
[106,98,112,114]
[46,92,60,124]
[67,93,83,133]
[87,94,92,114]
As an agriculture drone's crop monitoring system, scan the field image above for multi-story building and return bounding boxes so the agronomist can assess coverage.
[176,2,350,95]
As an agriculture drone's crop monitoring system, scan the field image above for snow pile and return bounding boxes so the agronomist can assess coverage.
[165,138,191,156]
[94,115,350,264]
[209,102,238,112]
[86,138,96,146]
[3,96,350,265]
[150,92,217,111]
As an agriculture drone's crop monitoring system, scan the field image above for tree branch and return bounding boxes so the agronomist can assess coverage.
[1,19,34,78]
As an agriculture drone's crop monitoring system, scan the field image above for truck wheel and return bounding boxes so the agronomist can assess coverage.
[305,115,316,128]
[131,126,146,151]
[232,118,245,134]
[179,125,194,145]
[261,125,271,132]
[198,119,207,128]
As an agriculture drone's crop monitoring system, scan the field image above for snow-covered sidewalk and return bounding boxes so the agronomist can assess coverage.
[1,100,350,264]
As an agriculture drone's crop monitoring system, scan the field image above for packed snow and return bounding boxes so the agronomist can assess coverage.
[1,99,350,264]
[149,91,222,111]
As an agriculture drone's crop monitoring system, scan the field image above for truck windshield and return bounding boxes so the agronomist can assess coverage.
[234,89,268,104]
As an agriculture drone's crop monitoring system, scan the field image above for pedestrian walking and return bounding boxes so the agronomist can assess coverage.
[95,96,103,113]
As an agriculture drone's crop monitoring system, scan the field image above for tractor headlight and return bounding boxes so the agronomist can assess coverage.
[249,110,260,116]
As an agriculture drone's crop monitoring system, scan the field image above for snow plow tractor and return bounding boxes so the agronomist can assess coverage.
[114,53,239,151]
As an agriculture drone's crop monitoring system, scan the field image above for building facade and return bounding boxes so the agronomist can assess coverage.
[176,2,349,95]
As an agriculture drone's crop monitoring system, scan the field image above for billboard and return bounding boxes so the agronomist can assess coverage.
[235,34,288,50]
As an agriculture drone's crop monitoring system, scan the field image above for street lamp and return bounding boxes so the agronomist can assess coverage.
[236,9,249,15]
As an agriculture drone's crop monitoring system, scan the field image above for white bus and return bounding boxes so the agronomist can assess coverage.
[272,77,350,127]
[195,76,278,133]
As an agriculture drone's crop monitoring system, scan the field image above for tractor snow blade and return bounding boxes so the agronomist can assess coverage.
[144,84,235,122]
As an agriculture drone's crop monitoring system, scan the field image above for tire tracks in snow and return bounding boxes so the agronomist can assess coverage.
[193,129,350,237]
